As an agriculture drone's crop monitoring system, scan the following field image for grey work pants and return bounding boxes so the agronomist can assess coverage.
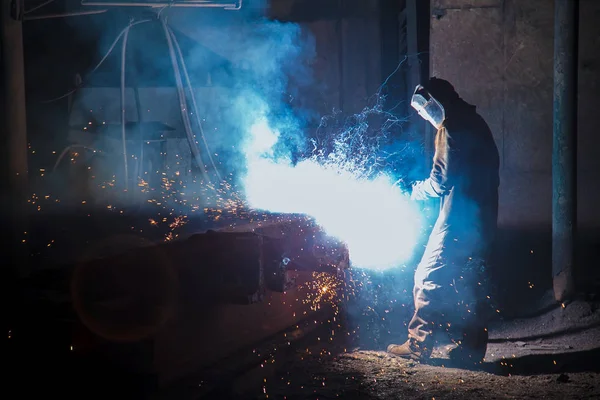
[407,250,487,344]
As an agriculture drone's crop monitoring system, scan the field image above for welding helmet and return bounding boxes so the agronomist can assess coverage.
[411,84,446,129]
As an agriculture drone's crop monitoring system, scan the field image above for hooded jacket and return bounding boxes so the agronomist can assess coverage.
[412,100,499,270]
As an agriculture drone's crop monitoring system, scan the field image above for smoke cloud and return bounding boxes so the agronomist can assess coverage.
[53,5,427,269]
[171,9,425,269]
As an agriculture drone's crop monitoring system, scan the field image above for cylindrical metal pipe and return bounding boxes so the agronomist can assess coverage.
[81,1,240,9]
[1,0,29,278]
[552,0,578,302]
[24,9,108,20]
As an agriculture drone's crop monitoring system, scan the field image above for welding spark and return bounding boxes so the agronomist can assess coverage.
[302,272,344,312]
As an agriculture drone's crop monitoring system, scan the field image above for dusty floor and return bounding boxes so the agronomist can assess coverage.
[263,348,600,399]
[233,300,600,399]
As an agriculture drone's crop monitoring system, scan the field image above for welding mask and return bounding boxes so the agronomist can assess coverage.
[411,85,446,129]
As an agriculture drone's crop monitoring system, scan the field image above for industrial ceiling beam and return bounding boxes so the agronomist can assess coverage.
[24,0,243,20]
[81,0,242,9]
[23,9,107,20]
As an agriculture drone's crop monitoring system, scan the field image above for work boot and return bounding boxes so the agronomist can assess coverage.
[387,338,432,361]
[448,326,488,365]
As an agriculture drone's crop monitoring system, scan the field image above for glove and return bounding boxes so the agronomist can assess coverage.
[410,180,433,201]
[393,178,414,195]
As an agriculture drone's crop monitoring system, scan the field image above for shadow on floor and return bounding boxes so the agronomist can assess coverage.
[431,347,600,376]
[486,347,600,376]
[490,227,600,318]
[488,319,600,343]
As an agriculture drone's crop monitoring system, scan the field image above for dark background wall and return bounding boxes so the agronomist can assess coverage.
[429,0,600,306]
[171,0,403,119]
[430,0,600,229]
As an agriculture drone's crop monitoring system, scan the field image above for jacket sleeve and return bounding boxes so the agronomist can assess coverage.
[411,126,458,201]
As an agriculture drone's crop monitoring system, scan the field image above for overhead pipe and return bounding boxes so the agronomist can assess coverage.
[24,9,108,20]
[1,0,29,278]
[552,0,579,303]
[81,0,242,9]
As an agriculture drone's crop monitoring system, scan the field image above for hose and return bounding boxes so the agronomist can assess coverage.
[121,24,131,191]
[161,18,213,186]
[42,19,152,104]
[53,145,100,172]
[24,0,55,14]
[167,25,222,182]
[133,82,144,181]
[52,18,221,197]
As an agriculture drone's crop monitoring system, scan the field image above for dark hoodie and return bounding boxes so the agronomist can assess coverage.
[412,79,500,271]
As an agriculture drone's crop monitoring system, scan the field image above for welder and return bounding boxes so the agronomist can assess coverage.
[387,78,500,364]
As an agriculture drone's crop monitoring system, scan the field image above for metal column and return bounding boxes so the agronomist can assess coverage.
[405,0,420,95]
[406,0,429,168]
[552,0,578,302]
[1,0,29,278]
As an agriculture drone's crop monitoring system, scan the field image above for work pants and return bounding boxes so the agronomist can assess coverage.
[407,243,488,345]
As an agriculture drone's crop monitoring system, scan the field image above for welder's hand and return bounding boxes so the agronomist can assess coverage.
[410,181,431,201]
[394,178,413,195]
